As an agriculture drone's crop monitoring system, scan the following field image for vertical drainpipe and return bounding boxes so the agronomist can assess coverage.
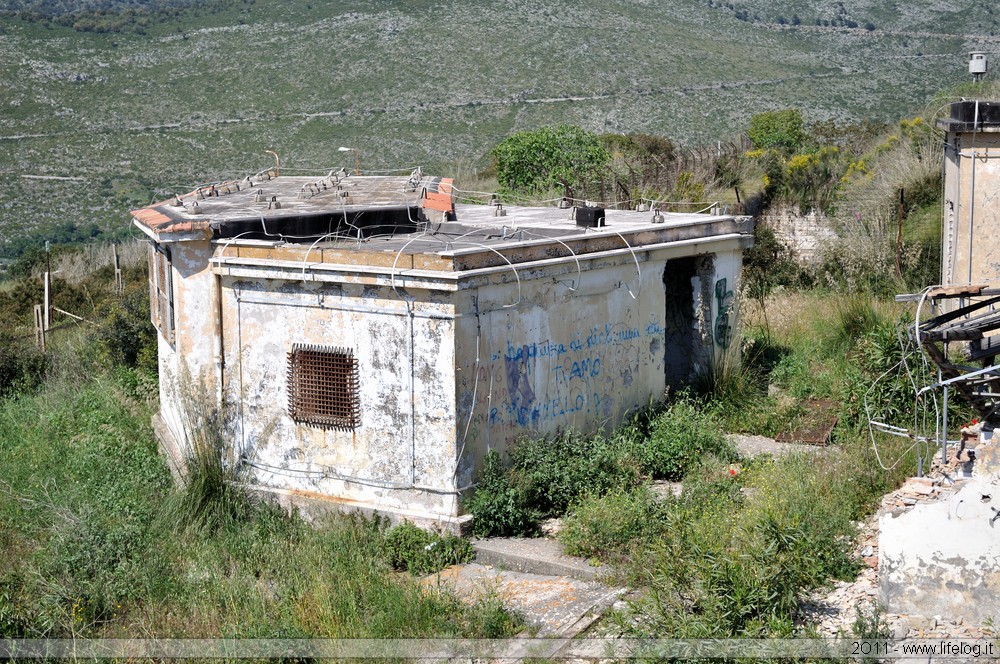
[967,101,979,285]
[211,271,225,410]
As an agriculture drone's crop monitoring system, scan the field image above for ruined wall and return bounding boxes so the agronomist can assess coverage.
[451,241,744,489]
[759,204,837,264]
[880,477,1000,624]
[220,278,461,520]
[943,132,1000,287]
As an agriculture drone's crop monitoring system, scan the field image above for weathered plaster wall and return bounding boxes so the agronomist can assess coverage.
[156,239,221,454]
[879,476,1000,624]
[943,132,1000,287]
[759,204,837,264]
[451,241,744,488]
[220,278,461,520]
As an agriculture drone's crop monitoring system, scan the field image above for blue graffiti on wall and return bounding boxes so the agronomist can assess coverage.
[482,318,672,430]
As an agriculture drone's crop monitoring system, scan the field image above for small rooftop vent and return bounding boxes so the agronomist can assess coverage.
[574,206,605,228]
[970,52,988,80]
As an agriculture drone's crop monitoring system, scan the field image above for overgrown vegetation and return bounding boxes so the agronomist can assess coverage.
[0,249,520,640]
[384,522,474,576]
[468,400,736,537]
[465,287,923,637]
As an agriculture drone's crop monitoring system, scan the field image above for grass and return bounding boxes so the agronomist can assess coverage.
[466,398,737,537]
[0,334,520,639]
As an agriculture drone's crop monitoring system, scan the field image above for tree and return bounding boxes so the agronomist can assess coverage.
[491,125,611,194]
[748,109,805,151]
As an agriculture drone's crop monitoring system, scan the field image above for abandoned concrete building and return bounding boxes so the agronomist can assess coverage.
[940,100,1000,288]
[877,100,1000,624]
[132,169,752,529]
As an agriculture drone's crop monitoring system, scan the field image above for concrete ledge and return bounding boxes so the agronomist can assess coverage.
[472,537,603,582]
[257,485,474,536]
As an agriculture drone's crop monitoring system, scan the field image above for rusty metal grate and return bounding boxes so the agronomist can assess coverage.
[287,344,361,430]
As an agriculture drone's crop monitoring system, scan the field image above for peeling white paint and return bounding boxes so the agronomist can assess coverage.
[145,206,750,527]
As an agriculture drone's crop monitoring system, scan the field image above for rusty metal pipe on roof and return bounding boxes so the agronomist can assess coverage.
[265,150,280,177]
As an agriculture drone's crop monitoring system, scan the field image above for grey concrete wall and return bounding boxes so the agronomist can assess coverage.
[451,241,744,488]
[943,131,1000,287]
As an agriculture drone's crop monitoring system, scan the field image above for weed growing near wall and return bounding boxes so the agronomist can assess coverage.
[0,367,521,639]
[384,522,473,575]
[588,453,864,638]
[468,399,736,537]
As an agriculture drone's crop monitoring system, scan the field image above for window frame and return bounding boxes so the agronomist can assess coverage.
[147,241,175,345]
[286,344,362,431]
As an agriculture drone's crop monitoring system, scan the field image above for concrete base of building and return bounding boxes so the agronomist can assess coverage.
[151,414,473,535]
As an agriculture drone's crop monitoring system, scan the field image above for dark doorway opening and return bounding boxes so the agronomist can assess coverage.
[663,257,697,389]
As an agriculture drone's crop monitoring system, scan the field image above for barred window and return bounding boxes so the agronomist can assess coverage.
[147,242,175,344]
[287,344,361,430]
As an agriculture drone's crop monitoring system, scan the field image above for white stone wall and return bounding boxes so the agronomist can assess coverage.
[219,279,461,520]
[155,239,220,461]
[760,204,838,264]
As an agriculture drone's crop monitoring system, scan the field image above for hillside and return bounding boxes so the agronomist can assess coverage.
[0,0,996,256]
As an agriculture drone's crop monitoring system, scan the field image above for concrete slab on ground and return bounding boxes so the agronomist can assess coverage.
[473,537,603,581]
[879,476,1000,625]
[726,433,830,458]
[426,563,626,636]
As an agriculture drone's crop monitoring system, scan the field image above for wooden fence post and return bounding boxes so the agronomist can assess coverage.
[34,305,45,352]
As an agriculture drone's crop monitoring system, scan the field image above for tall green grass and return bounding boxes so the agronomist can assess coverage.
[0,362,518,639]
[467,399,736,537]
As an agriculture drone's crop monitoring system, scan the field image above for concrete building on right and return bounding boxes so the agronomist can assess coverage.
[876,99,1000,627]
[939,100,1000,286]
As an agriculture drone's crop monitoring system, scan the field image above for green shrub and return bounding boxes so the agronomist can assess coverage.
[0,577,31,637]
[491,125,610,195]
[692,347,758,407]
[511,430,642,516]
[640,399,736,480]
[830,296,883,352]
[466,450,541,538]
[559,487,669,560]
[0,334,47,397]
[93,290,157,372]
[384,522,473,575]
[748,109,805,151]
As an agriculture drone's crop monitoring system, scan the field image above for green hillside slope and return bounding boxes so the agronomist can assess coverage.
[0,0,995,255]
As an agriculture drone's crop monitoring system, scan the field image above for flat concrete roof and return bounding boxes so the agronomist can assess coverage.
[133,172,752,271]
[132,173,432,238]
